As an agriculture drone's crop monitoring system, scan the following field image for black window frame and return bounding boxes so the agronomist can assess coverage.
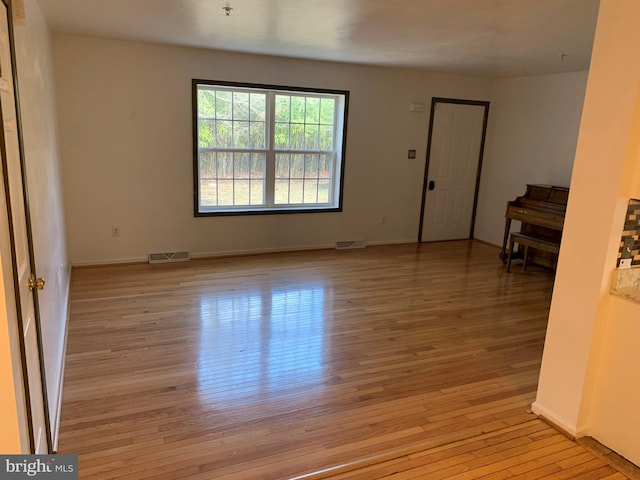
[192,79,349,217]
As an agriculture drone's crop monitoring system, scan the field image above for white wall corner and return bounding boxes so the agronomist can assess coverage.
[531,401,588,438]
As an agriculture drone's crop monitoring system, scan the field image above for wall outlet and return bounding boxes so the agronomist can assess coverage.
[112,226,120,237]
[619,258,632,269]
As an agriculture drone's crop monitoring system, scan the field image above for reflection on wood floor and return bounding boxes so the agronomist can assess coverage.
[59,241,563,479]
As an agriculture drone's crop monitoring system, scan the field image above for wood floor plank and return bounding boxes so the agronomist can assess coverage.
[333,420,629,480]
[56,241,632,479]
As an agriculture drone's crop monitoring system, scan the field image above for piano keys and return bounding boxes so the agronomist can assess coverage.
[500,184,569,270]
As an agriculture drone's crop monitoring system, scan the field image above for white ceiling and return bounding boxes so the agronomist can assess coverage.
[36,0,600,77]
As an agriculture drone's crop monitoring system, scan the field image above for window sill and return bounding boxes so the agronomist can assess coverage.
[196,206,341,217]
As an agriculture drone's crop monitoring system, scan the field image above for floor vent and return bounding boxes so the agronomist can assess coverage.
[148,251,190,264]
[13,0,26,25]
[336,239,366,250]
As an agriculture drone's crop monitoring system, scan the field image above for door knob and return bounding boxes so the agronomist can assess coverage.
[28,275,45,291]
[428,180,435,190]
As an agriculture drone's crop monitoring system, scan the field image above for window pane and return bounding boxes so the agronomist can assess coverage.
[251,153,265,179]
[200,180,216,206]
[216,91,232,119]
[319,125,333,151]
[198,90,216,117]
[273,95,333,152]
[290,96,305,123]
[233,92,249,120]
[303,179,318,203]
[199,151,216,176]
[234,180,250,205]
[250,179,264,205]
[319,155,332,178]
[233,121,250,148]
[217,152,233,179]
[235,153,250,179]
[320,98,335,125]
[275,95,290,122]
[199,119,215,148]
[249,93,265,121]
[304,154,319,179]
[249,122,265,149]
[275,179,289,204]
[274,123,289,149]
[304,125,319,150]
[290,124,304,150]
[199,151,217,206]
[217,180,233,206]
[216,120,233,148]
[289,179,303,203]
[291,154,304,179]
[275,154,290,178]
[318,179,330,203]
[305,97,320,124]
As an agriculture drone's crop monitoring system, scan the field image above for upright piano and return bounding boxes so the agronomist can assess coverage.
[500,184,569,269]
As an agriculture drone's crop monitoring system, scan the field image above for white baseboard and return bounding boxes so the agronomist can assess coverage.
[71,240,424,267]
[191,243,335,259]
[52,268,72,452]
[367,238,417,246]
[531,401,586,438]
[71,256,148,267]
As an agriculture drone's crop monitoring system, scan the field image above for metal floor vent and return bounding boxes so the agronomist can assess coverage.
[148,251,190,264]
[13,0,25,25]
[335,239,366,250]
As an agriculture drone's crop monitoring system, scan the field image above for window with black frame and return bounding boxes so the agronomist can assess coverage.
[193,80,348,216]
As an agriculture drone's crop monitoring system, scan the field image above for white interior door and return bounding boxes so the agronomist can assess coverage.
[0,0,50,453]
[420,101,486,242]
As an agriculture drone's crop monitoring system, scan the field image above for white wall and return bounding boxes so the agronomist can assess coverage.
[52,34,492,265]
[589,295,640,465]
[14,0,69,446]
[533,0,640,467]
[474,72,588,246]
[580,43,640,464]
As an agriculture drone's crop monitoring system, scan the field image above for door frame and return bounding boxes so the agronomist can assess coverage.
[0,0,52,453]
[418,97,490,243]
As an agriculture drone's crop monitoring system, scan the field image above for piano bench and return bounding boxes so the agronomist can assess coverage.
[507,232,560,273]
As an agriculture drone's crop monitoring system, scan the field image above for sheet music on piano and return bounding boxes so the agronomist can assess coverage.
[500,184,569,270]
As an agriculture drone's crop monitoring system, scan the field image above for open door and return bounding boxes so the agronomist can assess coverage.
[419,98,489,242]
[0,0,51,453]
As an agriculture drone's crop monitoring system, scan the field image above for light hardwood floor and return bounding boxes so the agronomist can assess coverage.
[57,241,620,479]
[310,419,628,480]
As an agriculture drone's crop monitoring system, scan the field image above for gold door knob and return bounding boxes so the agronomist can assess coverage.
[28,276,45,291]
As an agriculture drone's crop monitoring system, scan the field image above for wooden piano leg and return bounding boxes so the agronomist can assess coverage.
[507,235,515,273]
[500,218,512,264]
